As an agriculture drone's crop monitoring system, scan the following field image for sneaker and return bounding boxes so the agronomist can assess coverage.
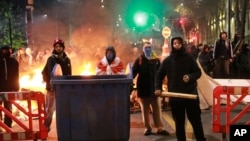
[156,129,170,135]
[144,129,152,136]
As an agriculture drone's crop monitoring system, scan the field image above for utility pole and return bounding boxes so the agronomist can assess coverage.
[7,1,12,47]
[26,0,34,47]
[226,0,231,39]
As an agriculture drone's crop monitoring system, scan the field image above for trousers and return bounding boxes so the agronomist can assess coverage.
[170,99,206,141]
[138,96,164,130]
[44,90,55,128]
[0,101,12,127]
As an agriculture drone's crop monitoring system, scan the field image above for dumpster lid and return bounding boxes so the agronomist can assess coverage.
[51,63,133,84]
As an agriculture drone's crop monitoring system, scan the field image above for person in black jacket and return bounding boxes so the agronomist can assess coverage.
[132,41,169,136]
[0,45,19,128]
[234,43,250,78]
[213,31,233,78]
[198,44,214,76]
[42,38,72,132]
[155,37,206,141]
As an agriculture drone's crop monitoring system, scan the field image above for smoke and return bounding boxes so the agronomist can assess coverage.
[30,0,137,75]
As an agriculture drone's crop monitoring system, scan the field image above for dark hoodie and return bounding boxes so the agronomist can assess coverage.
[42,49,72,91]
[105,46,116,65]
[0,45,19,91]
[155,37,201,99]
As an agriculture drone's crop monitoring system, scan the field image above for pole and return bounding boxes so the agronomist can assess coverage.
[8,16,12,48]
[160,91,198,99]
[56,2,59,38]
[227,0,231,39]
[7,1,12,47]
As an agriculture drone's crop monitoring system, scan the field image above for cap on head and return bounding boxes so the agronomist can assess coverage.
[53,38,65,49]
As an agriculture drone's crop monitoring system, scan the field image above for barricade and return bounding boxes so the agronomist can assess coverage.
[0,91,48,141]
[213,86,250,140]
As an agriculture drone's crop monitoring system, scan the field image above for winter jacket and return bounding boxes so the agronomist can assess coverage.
[155,37,201,101]
[132,54,160,98]
[0,56,19,92]
[42,51,71,91]
[213,39,233,59]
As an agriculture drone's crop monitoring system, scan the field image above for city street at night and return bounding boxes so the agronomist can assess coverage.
[1,0,250,141]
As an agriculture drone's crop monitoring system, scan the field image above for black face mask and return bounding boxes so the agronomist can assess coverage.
[106,53,114,61]
[172,47,185,55]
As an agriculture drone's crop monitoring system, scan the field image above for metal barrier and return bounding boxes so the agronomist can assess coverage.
[0,91,48,141]
[213,86,250,140]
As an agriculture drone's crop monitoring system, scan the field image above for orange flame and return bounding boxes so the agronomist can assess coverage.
[19,68,46,93]
[80,62,95,75]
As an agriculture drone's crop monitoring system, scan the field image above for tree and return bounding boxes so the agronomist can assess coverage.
[0,0,26,49]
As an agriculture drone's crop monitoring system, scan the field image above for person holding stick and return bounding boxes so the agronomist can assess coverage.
[154,37,206,141]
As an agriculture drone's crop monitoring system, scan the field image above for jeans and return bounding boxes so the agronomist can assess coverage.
[44,90,55,129]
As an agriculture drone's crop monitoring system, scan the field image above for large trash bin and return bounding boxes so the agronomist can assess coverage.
[51,73,132,141]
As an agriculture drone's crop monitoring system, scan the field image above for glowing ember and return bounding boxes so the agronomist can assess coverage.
[81,62,95,75]
[19,68,46,93]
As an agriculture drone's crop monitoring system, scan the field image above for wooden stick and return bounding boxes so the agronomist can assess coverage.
[161,91,198,99]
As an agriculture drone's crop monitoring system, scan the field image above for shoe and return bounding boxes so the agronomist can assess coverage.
[144,129,152,136]
[156,129,170,135]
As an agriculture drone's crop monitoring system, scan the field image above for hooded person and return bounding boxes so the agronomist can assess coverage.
[0,45,19,128]
[132,41,170,136]
[155,37,206,141]
[42,38,72,132]
[96,46,125,75]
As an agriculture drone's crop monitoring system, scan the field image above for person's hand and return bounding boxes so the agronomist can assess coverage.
[229,58,233,63]
[106,65,112,75]
[183,74,189,83]
[154,90,162,96]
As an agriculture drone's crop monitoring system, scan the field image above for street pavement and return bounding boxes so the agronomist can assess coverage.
[10,103,250,141]
[41,108,227,141]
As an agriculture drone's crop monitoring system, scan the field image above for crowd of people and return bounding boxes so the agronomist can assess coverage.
[1,31,250,140]
[196,32,250,79]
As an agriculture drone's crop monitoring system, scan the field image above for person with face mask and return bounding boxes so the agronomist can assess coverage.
[132,41,170,136]
[42,38,72,132]
[96,46,124,75]
[0,45,19,130]
[155,37,206,141]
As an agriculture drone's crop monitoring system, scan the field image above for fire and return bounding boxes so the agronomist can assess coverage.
[80,62,95,75]
[14,63,95,121]
[19,62,96,91]
[19,68,46,93]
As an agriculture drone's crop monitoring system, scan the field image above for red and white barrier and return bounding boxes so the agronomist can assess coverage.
[0,91,48,141]
[213,86,250,139]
